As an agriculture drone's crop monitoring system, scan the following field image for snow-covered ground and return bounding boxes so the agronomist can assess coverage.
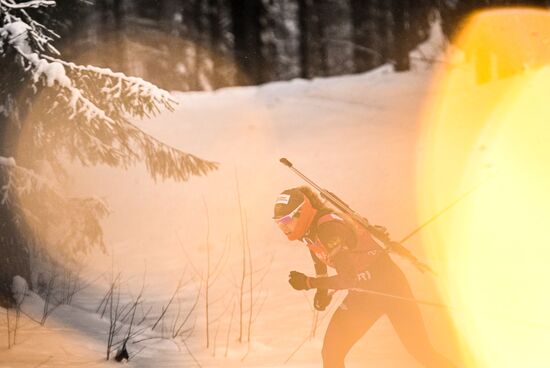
[0,26,463,367]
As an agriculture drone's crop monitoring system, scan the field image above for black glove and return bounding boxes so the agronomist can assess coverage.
[313,289,332,311]
[288,271,311,290]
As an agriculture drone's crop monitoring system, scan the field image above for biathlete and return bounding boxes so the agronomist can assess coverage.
[273,186,456,368]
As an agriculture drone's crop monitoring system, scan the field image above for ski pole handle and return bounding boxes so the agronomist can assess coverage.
[280,157,293,167]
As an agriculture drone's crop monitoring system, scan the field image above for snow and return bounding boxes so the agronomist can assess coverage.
[11,276,28,305]
[0,156,16,167]
[30,55,72,87]
[0,1,55,10]
[0,21,31,52]
[53,59,174,102]
[410,12,447,63]
[1,21,461,368]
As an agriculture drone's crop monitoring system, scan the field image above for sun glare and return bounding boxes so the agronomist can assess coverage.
[419,8,550,367]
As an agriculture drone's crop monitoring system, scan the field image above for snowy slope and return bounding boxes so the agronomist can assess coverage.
[0,25,461,367]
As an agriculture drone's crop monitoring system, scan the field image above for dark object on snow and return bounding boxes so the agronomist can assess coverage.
[114,343,129,362]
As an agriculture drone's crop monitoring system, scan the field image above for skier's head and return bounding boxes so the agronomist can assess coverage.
[273,187,318,240]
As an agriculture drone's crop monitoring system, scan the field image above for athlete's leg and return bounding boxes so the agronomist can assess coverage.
[321,292,384,368]
[383,262,456,368]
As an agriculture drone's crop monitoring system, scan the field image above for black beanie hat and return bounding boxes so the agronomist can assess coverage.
[273,188,305,219]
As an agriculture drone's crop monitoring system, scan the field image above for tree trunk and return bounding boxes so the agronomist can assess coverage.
[320,0,353,77]
[376,0,392,62]
[351,0,381,72]
[230,0,266,85]
[207,0,223,89]
[297,0,311,78]
[392,0,410,72]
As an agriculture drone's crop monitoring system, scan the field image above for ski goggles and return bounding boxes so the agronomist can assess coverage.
[274,201,305,226]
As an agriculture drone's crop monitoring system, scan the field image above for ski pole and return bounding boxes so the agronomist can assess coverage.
[398,179,485,245]
[280,157,434,273]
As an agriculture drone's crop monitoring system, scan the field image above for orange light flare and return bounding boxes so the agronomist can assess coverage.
[11,27,273,306]
[418,7,550,367]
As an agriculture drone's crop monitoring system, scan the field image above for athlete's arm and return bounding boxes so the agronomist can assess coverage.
[309,251,359,289]
[308,220,360,290]
[309,250,328,277]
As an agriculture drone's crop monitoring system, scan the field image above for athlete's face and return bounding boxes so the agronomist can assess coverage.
[276,215,299,237]
[274,201,304,237]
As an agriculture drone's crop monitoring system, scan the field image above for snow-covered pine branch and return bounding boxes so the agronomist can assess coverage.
[44,56,177,119]
[2,3,217,183]
[0,156,109,258]
[4,24,217,182]
[0,2,60,56]
[0,0,218,270]
[0,1,55,10]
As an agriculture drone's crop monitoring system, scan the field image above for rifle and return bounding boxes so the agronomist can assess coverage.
[279,157,434,274]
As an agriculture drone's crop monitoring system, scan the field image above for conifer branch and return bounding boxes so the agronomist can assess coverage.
[15,48,219,181]
[1,1,219,262]
[0,1,55,10]
[0,156,109,256]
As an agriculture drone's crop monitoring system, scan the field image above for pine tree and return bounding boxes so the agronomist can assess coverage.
[0,0,218,307]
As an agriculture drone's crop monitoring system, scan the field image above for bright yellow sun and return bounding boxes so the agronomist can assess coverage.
[418,8,550,368]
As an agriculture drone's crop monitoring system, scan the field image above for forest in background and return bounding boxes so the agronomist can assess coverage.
[48,0,550,91]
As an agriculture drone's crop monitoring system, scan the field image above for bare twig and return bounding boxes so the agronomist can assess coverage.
[128,346,147,361]
[212,320,221,357]
[119,273,147,351]
[181,338,202,368]
[6,308,11,349]
[176,233,203,281]
[207,235,231,287]
[246,212,253,345]
[251,289,269,326]
[235,169,246,343]
[136,304,153,327]
[225,300,236,358]
[182,315,198,340]
[13,307,20,345]
[40,270,64,325]
[203,196,211,348]
[173,281,202,338]
[208,293,234,327]
[151,274,185,331]
[97,273,121,317]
